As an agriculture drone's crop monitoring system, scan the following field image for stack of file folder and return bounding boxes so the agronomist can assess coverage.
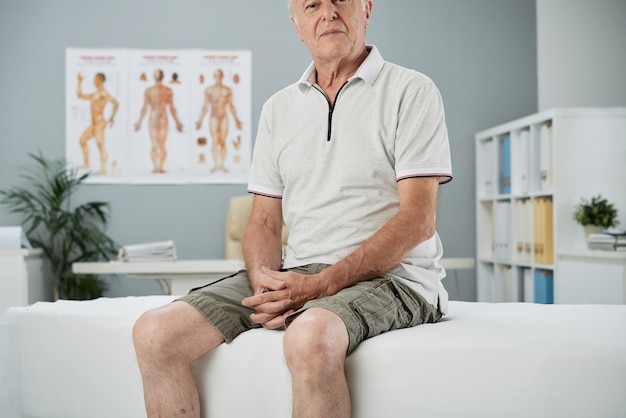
[118,241,177,262]
[587,230,626,251]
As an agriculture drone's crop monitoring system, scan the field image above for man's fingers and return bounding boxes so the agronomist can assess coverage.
[244,296,293,314]
[255,310,295,330]
[242,290,277,307]
[262,315,287,330]
[250,312,275,324]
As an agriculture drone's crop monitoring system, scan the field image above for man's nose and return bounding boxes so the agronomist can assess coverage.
[321,1,338,21]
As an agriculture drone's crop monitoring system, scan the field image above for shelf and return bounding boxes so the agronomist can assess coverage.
[475,107,626,303]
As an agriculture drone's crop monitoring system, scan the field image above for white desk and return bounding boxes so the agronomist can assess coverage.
[72,259,244,295]
[72,258,474,296]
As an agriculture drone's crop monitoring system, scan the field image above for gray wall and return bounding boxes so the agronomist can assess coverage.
[537,0,626,111]
[0,0,538,300]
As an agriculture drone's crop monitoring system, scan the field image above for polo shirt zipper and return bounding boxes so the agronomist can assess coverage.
[313,81,349,142]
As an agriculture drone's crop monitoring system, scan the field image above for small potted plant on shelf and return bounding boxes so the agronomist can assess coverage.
[573,194,619,236]
[0,152,118,300]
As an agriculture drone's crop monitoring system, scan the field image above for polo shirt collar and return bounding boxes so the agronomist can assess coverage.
[297,45,384,91]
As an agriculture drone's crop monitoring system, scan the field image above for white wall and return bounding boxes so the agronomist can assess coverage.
[537,0,626,110]
[0,0,538,301]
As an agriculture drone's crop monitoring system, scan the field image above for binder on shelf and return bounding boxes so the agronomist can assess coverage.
[499,135,511,194]
[543,198,554,264]
[512,130,530,195]
[502,265,520,302]
[539,123,553,191]
[533,197,553,264]
[514,199,532,263]
[494,201,512,262]
[514,200,524,261]
[523,200,532,262]
[533,198,544,263]
[534,269,554,304]
[523,268,533,303]
[483,140,494,196]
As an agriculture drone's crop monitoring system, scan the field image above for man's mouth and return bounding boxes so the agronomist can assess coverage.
[321,29,343,37]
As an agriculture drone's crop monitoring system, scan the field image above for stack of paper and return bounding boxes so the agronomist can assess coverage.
[587,230,626,251]
[118,241,177,262]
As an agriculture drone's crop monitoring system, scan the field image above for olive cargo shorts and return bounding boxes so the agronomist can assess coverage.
[177,263,441,354]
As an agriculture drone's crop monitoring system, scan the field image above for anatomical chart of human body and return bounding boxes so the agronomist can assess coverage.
[65,48,251,184]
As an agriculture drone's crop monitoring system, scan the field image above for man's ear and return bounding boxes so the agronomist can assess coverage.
[364,0,373,29]
[291,16,304,42]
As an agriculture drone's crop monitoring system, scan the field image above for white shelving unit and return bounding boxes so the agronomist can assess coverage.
[475,108,626,303]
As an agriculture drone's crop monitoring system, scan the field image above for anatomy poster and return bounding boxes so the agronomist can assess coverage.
[65,48,251,184]
[65,49,129,180]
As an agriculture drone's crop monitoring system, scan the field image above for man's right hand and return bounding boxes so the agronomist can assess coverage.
[243,267,291,329]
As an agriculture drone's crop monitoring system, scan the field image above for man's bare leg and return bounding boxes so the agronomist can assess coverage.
[284,308,351,418]
[133,301,225,418]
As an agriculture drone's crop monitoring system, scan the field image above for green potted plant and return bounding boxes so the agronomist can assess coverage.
[0,152,118,300]
[573,194,619,236]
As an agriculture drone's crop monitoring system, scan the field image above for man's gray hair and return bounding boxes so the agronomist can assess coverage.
[288,0,368,17]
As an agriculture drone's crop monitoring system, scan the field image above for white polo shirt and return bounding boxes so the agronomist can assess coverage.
[248,45,453,313]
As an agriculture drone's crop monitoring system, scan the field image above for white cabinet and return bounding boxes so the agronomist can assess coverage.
[475,108,626,303]
[557,251,626,304]
[0,249,52,316]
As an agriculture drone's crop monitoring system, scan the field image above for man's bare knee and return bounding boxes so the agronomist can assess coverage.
[283,308,349,372]
[133,302,224,368]
[133,309,175,365]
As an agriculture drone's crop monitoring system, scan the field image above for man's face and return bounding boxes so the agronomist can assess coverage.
[291,0,372,62]
[94,75,104,87]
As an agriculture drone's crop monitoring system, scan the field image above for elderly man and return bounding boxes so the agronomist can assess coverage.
[133,1,452,417]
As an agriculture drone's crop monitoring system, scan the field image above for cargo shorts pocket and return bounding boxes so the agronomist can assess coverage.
[349,279,415,341]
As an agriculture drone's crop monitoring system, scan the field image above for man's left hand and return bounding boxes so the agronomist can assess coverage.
[241,266,325,329]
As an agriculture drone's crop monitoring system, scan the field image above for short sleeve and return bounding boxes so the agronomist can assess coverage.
[394,79,452,184]
[247,102,284,197]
